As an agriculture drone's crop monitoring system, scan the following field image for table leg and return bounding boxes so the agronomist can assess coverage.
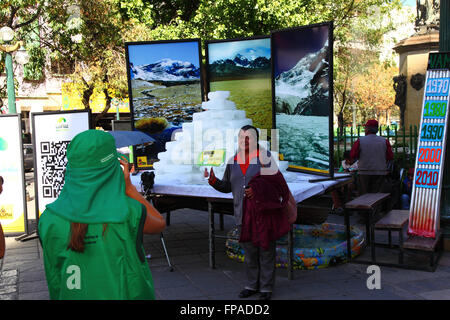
[208,201,215,269]
[370,211,376,262]
[365,215,371,246]
[288,227,294,280]
[220,213,224,231]
[166,211,171,226]
[399,228,404,264]
[388,230,392,248]
[345,209,351,261]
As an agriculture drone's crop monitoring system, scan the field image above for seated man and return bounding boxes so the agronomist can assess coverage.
[401,168,414,210]
[331,151,358,214]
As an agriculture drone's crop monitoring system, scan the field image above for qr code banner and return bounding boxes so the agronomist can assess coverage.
[32,110,90,216]
[40,140,70,198]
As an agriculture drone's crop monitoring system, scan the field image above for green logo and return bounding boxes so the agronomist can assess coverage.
[0,137,8,151]
[56,117,69,131]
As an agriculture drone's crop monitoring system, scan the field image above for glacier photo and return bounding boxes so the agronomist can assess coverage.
[276,113,329,170]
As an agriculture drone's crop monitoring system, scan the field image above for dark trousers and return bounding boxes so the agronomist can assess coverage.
[241,241,276,293]
[357,174,387,195]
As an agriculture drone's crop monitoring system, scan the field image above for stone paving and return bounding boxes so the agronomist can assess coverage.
[2,207,450,300]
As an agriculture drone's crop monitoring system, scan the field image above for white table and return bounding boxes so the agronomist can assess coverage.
[131,170,352,279]
[131,171,350,203]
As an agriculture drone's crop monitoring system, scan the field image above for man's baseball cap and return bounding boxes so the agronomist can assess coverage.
[364,119,378,127]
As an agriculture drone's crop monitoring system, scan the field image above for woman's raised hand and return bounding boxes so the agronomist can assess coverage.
[119,159,135,193]
[208,167,216,184]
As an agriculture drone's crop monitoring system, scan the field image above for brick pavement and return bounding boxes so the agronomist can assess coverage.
[2,208,450,300]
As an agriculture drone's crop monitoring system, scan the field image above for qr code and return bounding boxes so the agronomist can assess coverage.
[41,140,70,198]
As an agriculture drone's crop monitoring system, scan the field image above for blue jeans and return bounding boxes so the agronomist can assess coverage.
[401,194,411,210]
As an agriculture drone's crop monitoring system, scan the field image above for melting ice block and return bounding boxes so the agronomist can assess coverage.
[202,99,236,110]
[208,91,230,100]
[151,90,289,185]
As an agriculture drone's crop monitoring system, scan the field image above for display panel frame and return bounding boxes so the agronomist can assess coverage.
[271,21,334,176]
[0,114,29,236]
[205,35,273,138]
[125,39,205,170]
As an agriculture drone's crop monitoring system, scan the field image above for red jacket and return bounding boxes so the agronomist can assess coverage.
[240,171,291,250]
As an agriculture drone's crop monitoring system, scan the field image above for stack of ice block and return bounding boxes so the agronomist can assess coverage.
[152,91,289,185]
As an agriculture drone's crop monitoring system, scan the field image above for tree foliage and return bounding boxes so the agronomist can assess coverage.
[1,0,404,126]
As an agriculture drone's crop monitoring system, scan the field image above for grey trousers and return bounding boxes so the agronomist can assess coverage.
[241,240,276,293]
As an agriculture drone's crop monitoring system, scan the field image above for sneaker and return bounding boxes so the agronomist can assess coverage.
[259,292,272,300]
[335,207,344,216]
[239,289,258,298]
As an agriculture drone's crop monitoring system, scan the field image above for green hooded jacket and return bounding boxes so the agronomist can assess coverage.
[38,130,155,300]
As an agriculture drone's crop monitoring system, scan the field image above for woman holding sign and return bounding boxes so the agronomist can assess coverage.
[38,130,166,300]
[205,125,291,301]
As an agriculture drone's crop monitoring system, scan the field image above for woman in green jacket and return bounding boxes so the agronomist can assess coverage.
[38,130,166,300]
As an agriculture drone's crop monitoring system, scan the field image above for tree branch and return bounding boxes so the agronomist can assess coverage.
[13,5,42,30]
[7,6,18,27]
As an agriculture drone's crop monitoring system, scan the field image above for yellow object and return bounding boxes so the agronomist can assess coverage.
[137,156,151,168]
[0,209,25,233]
[198,149,226,166]
[289,165,329,174]
[0,205,14,219]
[61,83,130,113]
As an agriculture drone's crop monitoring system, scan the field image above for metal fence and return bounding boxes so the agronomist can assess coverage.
[334,125,419,170]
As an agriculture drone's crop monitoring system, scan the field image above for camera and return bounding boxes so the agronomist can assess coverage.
[141,171,155,194]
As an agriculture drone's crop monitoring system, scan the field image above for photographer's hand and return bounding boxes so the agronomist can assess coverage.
[119,159,135,195]
[119,159,165,234]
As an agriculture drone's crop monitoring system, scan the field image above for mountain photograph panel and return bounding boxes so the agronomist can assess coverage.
[125,40,203,168]
[272,23,332,174]
[206,37,272,133]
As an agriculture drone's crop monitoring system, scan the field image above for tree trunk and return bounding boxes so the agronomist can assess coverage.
[337,111,344,137]
[93,86,113,127]
[81,85,94,111]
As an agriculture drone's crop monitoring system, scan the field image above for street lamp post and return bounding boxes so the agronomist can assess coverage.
[0,26,29,114]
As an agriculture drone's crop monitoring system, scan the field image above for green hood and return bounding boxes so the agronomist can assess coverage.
[45,129,129,223]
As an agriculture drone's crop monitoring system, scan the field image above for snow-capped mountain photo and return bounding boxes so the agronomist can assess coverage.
[126,41,203,141]
[275,40,329,116]
[209,54,270,81]
[130,58,201,82]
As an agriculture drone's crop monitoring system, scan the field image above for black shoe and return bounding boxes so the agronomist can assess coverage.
[239,289,258,298]
[335,207,344,216]
[259,292,272,300]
